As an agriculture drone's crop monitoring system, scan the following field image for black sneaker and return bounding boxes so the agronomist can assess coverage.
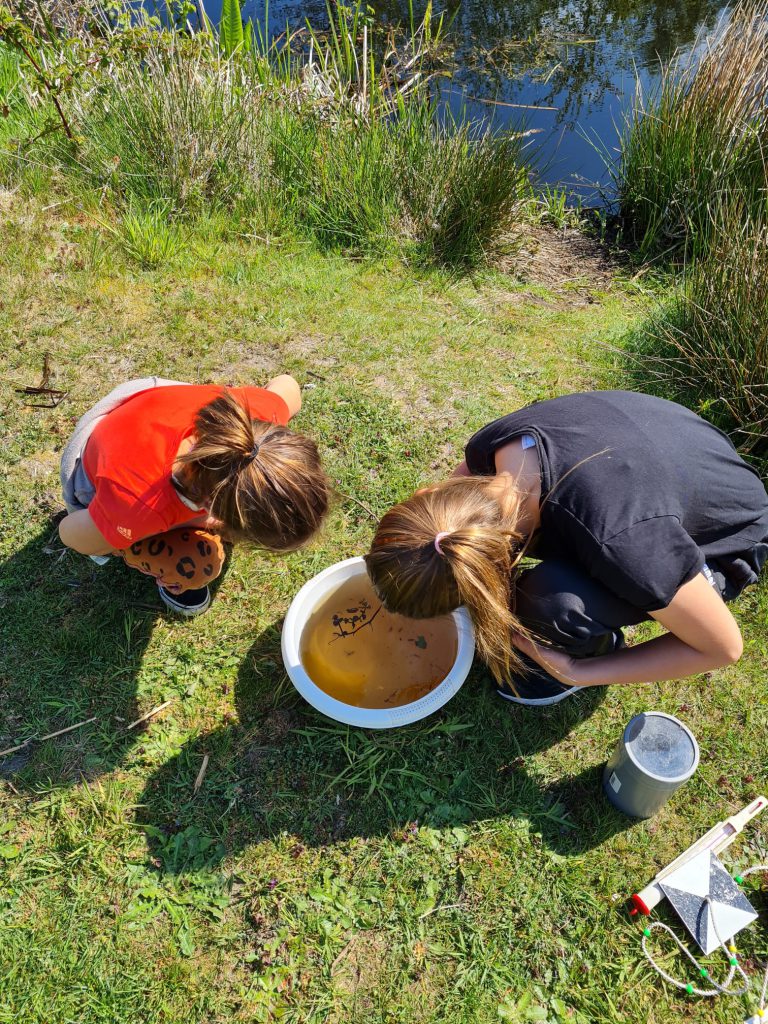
[497,654,580,707]
[158,584,211,617]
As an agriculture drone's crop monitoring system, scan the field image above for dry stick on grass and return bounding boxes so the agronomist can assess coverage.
[338,490,378,521]
[193,754,210,796]
[418,902,463,919]
[0,700,174,762]
[125,700,173,731]
[0,716,98,758]
[330,933,360,973]
[12,350,68,408]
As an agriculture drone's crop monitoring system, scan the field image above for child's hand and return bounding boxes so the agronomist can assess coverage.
[511,632,587,687]
[202,516,233,542]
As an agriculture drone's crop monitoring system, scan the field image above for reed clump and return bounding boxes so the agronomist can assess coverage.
[632,209,768,461]
[67,38,261,212]
[269,102,528,264]
[615,1,768,260]
[0,3,531,270]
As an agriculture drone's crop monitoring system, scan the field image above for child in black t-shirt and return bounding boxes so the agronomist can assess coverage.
[365,391,768,706]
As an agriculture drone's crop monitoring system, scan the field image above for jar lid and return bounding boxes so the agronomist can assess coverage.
[624,712,699,782]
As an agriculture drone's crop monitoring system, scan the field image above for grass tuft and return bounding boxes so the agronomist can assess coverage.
[114,202,184,268]
[614,1,768,261]
[628,209,768,461]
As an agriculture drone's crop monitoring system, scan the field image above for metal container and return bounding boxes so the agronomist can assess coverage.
[602,711,700,818]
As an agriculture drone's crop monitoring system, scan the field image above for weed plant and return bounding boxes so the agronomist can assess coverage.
[614,0,768,261]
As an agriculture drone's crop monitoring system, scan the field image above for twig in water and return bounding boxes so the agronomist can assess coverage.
[126,700,172,731]
[462,92,558,112]
[329,603,383,643]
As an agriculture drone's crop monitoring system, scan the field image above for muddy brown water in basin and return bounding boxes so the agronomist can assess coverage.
[299,574,458,709]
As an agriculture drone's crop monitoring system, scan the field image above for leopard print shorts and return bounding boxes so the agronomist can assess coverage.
[121,528,225,593]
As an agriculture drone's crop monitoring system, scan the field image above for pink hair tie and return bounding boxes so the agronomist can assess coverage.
[434,531,450,556]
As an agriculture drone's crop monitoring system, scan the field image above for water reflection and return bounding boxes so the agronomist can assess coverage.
[191,0,728,194]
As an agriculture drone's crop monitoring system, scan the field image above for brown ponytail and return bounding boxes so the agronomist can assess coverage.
[364,477,530,684]
[177,390,329,551]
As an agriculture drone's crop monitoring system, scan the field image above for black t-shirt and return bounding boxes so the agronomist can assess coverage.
[465,391,768,610]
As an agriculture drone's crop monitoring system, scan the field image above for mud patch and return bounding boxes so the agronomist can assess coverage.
[507,224,625,306]
[331,928,390,1006]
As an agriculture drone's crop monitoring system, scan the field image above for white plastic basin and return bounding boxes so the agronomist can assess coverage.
[281,556,475,728]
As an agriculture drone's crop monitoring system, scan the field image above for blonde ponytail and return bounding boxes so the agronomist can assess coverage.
[365,477,531,684]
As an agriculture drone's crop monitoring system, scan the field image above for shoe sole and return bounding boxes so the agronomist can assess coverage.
[496,686,580,707]
[158,589,211,617]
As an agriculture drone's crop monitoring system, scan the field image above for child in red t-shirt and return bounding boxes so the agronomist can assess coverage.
[59,374,329,616]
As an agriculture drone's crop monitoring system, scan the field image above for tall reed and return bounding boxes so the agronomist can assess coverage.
[633,209,768,460]
[65,35,261,212]
[0,41,49,187]
[268,102,529,265]
[615,1,768,260]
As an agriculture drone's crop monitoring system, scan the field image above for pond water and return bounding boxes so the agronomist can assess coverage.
[194,0,729,199]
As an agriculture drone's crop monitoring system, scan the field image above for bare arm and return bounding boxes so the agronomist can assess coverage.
[59,510,117,556]
[513,572,744,687]
[266,374,302,419]
[452,460,472,477]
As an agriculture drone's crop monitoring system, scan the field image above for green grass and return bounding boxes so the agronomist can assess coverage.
[2,196,768,1024]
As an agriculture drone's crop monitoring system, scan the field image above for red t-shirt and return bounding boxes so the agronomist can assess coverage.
[82,384,290,549]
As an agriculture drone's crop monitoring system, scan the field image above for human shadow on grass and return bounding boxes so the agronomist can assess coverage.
[0,520,227,787]
[136,617,635,875]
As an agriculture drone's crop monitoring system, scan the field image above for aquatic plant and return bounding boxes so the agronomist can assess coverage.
[218,0,244,56]
[615,1,768,260]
